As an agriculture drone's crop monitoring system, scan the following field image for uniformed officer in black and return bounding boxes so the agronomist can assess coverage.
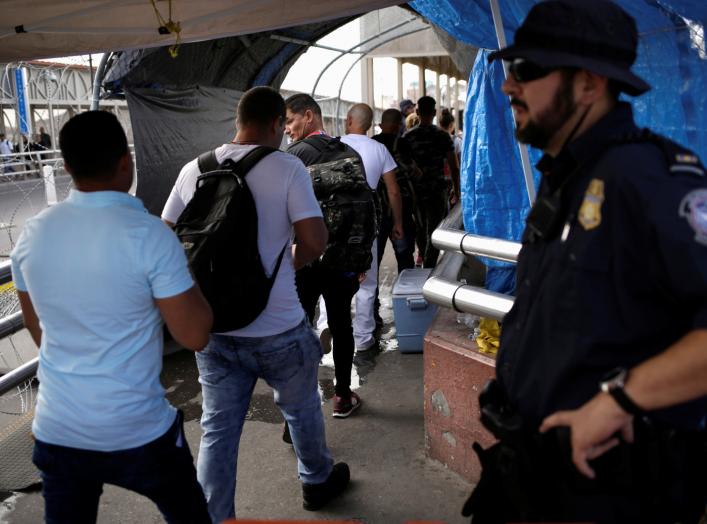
[464,1,707,522]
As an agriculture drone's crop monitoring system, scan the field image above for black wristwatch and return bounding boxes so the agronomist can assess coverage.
[599,367,645,417]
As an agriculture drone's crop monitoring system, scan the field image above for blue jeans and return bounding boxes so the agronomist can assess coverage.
[196,319,333,523]
[32,411,210,524]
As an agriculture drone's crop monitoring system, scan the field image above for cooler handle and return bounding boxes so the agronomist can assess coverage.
[407,297,428,310]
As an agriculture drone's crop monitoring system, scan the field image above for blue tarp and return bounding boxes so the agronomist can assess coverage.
[411,0,707,293]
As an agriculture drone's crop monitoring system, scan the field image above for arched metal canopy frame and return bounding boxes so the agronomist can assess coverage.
[333,25,429,135]
[310,14,421,98]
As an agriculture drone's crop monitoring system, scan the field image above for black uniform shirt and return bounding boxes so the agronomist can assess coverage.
[404,124,454,191]
[286,138,322,167]
[372,132,416,202]
[497,103,707,429]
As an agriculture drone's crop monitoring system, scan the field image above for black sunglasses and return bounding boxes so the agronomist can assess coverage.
[508,58,557,83]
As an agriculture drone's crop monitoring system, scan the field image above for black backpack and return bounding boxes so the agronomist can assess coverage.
[173,146,286,333]
[302,135,379,273]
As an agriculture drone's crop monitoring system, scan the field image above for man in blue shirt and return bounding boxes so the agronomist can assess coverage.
[11,111,213,524]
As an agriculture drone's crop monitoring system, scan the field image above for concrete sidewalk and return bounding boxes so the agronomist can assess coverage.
[1,347,472,524]
[0,244,473,524]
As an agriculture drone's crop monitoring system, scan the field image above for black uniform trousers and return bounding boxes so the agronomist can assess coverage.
[295,263,359,398]
[414,188,448,268]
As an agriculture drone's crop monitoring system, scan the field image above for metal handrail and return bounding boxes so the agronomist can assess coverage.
[0,260,11,285]
[431,228,520,263]
[422,209,519,321]
[0,356,38,396]
[0,311,23,340]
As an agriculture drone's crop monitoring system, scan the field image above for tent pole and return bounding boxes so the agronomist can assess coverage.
[90,52,111,111]
[489,0,536,204]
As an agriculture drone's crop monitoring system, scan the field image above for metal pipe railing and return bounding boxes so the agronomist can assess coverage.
[423,274,514,321]
[0,356,38,396]
[0,260,11,285]
[431,228,521,263]
[423,206,519,321]
[0,311,23,340]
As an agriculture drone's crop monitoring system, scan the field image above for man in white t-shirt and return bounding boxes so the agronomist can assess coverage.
[162,87,350,523]
[335,104,403,352]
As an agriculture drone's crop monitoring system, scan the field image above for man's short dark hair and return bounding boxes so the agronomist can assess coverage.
[417,96,436,116]
[381,108,403,126]
[59,111,128,180]
[439,109,455,130]
[284,93,322,119]
[237,86,286,129]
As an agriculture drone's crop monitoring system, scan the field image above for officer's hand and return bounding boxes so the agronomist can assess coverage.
[358,272,367,284]
[539,392,634,479]
[392,222,404,240]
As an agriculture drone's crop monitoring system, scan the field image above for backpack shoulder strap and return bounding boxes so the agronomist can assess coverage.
[197,149,220,174]
[230,146,278,178]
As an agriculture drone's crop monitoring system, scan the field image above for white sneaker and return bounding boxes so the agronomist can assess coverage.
[319,327,332,354]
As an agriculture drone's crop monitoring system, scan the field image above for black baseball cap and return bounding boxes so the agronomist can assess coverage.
[399,99,415,112]
[489,0,649,96]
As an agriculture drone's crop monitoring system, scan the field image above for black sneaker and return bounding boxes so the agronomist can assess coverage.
[302,462,350,511]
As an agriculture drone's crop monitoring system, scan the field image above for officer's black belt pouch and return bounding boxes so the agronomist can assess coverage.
[462,381,707,523]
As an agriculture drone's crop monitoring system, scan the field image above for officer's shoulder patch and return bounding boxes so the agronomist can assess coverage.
[679,188,707,246]
[612,129,705,178]
[670,153,704,178]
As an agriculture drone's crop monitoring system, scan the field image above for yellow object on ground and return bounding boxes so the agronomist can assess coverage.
[476,317,501,355]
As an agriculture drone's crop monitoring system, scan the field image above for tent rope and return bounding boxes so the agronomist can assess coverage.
[149,0,182,58]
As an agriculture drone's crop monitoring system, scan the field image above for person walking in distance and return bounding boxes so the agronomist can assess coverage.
[405,96,460,268]
[334,103,403,353]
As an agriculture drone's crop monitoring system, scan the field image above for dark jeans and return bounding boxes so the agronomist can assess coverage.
[296,263,359,397]
[32,411,210,524]
[414,190,449,268]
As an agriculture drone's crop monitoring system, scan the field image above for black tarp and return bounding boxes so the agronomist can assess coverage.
[104,17,355,215]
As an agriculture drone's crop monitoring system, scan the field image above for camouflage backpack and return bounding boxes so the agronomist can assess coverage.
[302,135,379,273]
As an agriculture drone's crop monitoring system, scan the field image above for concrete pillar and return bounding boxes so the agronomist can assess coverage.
[435,71,441,122]
[397,59,404,105]
[418,59,426,98]
[454,77,460,114]
[361,57,375,107]
[446,75,451,110]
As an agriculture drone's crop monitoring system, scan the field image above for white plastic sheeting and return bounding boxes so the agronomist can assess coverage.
[0,0,399,62]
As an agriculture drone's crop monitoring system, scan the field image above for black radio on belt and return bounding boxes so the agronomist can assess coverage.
[525,191,565,242]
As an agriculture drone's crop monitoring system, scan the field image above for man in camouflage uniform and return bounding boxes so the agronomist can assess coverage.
[405,96,460,268]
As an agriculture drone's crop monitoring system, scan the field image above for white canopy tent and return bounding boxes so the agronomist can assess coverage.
[0,0,399,62]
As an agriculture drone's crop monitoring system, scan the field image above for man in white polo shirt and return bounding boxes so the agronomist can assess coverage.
[11,111,213,523]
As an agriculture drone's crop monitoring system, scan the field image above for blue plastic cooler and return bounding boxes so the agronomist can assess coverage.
[392,268,438,353]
